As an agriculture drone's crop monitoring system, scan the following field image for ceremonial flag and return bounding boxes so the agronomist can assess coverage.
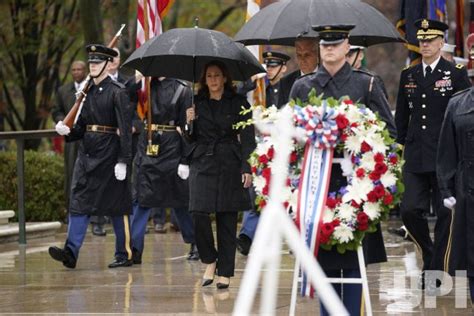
[246,0,266,107]
[136,0,174,119]
[428,0,447,23]
[455,0,465,57]
[397,0,427,65]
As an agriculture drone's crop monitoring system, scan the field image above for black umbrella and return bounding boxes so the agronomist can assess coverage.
[234,0,405,47]
[123,27,265,82]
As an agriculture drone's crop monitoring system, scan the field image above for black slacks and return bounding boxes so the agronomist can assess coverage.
[193,212,238,277]
[400,171,452,271]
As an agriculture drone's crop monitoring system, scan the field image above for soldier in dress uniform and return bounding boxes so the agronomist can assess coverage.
[49,44,134,269]
[290,24,395,315]
[395,19,470,287]
[130,77,199,264]
[278,38,319,108]
[262,51,290,107]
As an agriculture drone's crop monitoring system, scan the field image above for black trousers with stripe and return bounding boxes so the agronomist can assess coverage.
[400,171,452,271]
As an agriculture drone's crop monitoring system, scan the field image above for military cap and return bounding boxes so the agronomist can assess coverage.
[415,19,448,41]
[262,51,290,67]
[86,44,118,63]
[312,24,355,45]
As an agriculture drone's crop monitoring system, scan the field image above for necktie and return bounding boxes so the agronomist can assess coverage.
[425,65,432,78]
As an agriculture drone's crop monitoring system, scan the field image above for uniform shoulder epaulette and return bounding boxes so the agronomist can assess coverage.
[353,68,374,77]
[402,64,413,71]
[110,80,126,89]
[455,63,465,69]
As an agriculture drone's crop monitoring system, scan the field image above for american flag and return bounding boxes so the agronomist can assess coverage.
[136,0,174,119]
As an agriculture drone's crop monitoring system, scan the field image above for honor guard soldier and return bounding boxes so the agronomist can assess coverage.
[395,19,471,287]
[262,51,290,108]
[290,24,395,316]
[49,44,134,269]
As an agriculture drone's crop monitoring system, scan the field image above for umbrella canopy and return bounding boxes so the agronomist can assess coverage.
[123,27,265,82]
[234,0,405,47]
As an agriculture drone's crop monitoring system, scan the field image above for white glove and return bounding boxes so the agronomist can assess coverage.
[114,163,127,181]
[177,164,190,180]
[340,151,353,177]
[55,121,70,136]
[443,197,456,210]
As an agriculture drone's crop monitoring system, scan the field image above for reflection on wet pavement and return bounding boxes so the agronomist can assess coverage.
[0,220,472,314]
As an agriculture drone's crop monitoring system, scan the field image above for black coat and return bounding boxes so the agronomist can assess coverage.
[67,77,133,216]
[290,62,395,269]
[395,57,470,173]
[134,78,192,208]
[437,88,474,276]
[278,70,301,108]
[186,90,256,213]
[266,81,281,108]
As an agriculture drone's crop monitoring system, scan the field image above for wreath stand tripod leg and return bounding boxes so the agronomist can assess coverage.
[357,246,372,316]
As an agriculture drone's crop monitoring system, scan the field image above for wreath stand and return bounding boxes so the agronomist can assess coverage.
[233,106,348,316]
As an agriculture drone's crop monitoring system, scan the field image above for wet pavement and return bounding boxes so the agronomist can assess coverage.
[0,219,472,315]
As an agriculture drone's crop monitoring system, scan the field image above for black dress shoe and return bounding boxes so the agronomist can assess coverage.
[236,235,251,256]
[216,280,230,289]
[49,246,76,269]
[92,224,106,236]
[187,244,200,261]
[388,226,413,242]
[132,248,142,264]
[202,278,214,287]
[108,257,133,268]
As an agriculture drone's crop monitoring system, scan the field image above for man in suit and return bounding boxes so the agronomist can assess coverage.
[395,19,470,288]
[52,60,87,224]
[277,38,319,108]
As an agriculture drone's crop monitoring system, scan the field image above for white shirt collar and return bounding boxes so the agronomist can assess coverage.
[422,56,441,76]
[74,79,86,92]
[300,65,319,76]
[109,72,118,81]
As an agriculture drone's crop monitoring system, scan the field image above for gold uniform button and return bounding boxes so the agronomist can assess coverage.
[422,94,426,98]
[422,115,426,119]
[422,104,426,108]
[422,125,426,129]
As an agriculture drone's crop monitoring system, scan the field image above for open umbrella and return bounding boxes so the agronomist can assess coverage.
[123,26,265,81]
[234,0,405,47]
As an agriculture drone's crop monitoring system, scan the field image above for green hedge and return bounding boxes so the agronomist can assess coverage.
[0,150,66,222]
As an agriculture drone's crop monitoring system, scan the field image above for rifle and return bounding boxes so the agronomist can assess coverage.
[63,24,126,128]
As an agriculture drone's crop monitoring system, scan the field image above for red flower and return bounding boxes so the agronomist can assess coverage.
[319,234,330,244]
[383,193,393,205]
[332,218,341,227]
[251,166,257,174]
[283,201,289,209]
[321,222,336,238]
[259,199,267,209]
[369,171,381,181]
[290,151,298,163]
[259,154,269,164]
[374,162,388,174]
[340,133,348,141]
[367,191,378,202]
[374,153,385,163]
[389,156,398,165]
[262,185,269,195]
[351,200,361,208]
[326,197,338,209]
[286,178,291,186]
[335,114,350,129]
[267,147,275,159]
[357,212,369,231]
[262,167,271,181]
[350,122,358,128]
[374,185,385,198]
[343,99,354,105]
[356,168,365,178]
[361,141,371,153]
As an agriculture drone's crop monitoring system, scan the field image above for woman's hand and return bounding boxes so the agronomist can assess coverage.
[186,105,195,124]
[242,173,252,188]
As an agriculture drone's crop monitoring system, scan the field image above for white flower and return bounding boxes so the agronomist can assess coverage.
[345,106,362,122]
[281,186,292,203]
[367,133,388,153]
[255,141,271,156]
[363,202,381,220]
[380,171,397,187]
[322,207,335,223]
[337,203,357,221]
[359,152,375,171]
[343,177,374,204]
[253,176,266,193]
[333,223,354,243]
[345,134,362,153]
[288,190,299,212]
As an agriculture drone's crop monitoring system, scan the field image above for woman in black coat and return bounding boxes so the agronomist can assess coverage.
[185,61,256,289]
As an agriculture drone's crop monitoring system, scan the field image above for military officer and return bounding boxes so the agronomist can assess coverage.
[262,51,290,107]
[395,19,470,286]
[49,44,134,269]
[290,24,395,316]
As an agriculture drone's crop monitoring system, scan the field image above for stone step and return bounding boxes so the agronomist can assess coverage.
[0,222,62,244]
[0,210,15,225]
